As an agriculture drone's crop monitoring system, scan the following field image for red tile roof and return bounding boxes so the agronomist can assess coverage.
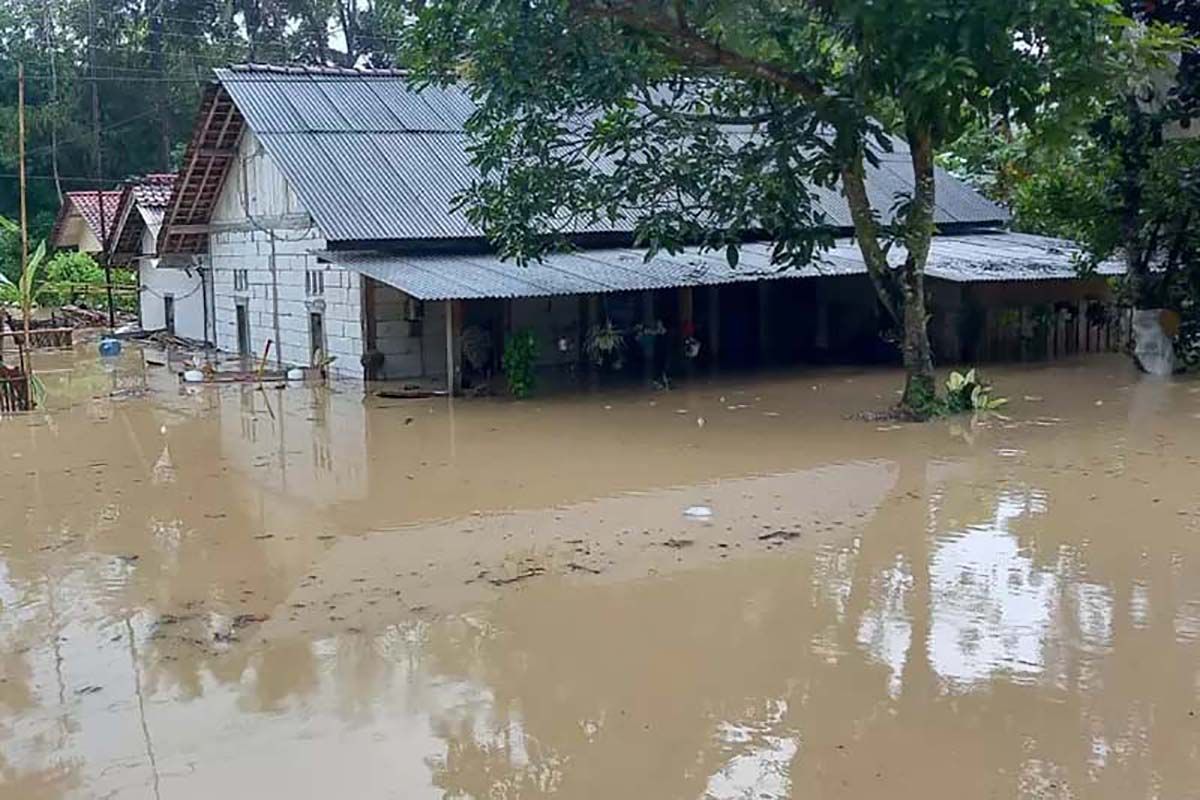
[63,190,122,241]
[130,173,176,210]
[108,174,179,263]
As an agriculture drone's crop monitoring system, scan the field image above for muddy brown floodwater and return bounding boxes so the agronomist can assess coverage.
[2,343,1200,799]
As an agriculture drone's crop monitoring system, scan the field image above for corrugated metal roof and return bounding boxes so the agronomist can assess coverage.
[216,65,1010,244]
[317,232,1118,301]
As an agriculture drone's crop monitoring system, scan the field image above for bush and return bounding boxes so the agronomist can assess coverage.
[945,369,1007,413]
[502,330,539,398]
[38,251,106,307]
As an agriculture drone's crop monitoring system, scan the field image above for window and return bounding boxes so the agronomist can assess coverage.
[236,303,251,357]
[234,269,249,292]
[163,295,175,336]
[306,269,325,296]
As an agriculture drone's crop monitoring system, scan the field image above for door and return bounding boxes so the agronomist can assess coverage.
[309,312,325,364]
[236,304,251,357]
[163,295,176,336]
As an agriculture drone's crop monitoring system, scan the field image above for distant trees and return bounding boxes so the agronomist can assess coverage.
[0,0,398,273]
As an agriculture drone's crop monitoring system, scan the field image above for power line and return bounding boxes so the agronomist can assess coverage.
[23,107,165,157]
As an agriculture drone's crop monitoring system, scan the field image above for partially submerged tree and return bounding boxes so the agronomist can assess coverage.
[400,0,1119,415]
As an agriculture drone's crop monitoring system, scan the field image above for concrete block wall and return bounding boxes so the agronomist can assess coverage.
[372,283,430,379]
[138,260,208,342]
[208,227,365,378]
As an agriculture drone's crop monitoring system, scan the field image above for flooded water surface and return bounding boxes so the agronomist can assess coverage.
[2,345,1200,798]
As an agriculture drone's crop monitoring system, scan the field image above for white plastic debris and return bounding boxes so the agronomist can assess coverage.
[684,506,714,519]
[696,417,706,428]
[287,367,306,381]
[182,369,204,383]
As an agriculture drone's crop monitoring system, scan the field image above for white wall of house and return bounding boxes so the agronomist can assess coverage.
[207,130,364,378]
[137,227,209,341]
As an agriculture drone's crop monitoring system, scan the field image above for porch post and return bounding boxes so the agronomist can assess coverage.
[679,286,694,377]
[444,299,462,395]
[757,282,770,365]
[707,286,720,370]
[641,290,655,383]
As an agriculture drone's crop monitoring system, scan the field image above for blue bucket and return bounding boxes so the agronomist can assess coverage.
[99,338,122,358]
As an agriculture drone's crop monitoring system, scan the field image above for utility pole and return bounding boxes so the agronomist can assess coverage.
[87,0,115,330]
[97,188,115,330]
[44,1,63,202]
[18,62,30,370]
[87,0,101,177]
[149,0,170,170]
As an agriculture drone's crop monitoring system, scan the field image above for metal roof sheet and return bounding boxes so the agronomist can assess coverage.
[217,65,1010,244]
[317,232,1113,301]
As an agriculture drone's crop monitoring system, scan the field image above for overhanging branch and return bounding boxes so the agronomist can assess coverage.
[569,1,826,102]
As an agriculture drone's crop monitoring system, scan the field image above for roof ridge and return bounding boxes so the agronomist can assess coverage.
[224,63,411,78]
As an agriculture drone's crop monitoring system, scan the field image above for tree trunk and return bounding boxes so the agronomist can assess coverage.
[899,260,936,413]
[842,125,938,418]
[899,127,938,415]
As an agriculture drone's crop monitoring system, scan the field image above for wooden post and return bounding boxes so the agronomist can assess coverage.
[679,286,694,377]
[17,62,29,373]
[444,299,462,395]
[757,282,770,365]
[641,290,655,382]
[706,286,720,369]
[444,299,454,393]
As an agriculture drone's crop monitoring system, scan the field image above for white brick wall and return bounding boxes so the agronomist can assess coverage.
[206,132,364,378]
[138,260,208,342]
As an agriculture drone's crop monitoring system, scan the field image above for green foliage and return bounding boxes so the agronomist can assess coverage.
[501,329,539,398]
[945,369,1008,413]
[400,0,1121,268]
[584,320,626,370]
[0,0,401,234]
[37,249,105,306]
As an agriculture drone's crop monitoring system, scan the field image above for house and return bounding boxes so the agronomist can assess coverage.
[156,65,1124,387]
[106,174,211,342]
[50,190,122,254]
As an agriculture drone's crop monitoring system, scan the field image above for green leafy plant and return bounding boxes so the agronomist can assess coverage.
[502,329,539,398]
[37,250,106,307]
[945,369,1008,413]
[584,320,626,370]
[0,216,47,345]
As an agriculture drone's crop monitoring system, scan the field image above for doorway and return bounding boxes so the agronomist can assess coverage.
[309,311,325,364]
[163,294,176,336]
[236,303,251,357]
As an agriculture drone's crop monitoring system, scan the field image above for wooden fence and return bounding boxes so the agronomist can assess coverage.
[974,302,1131,363]
[0,327,75,349]
[0,364,31,412]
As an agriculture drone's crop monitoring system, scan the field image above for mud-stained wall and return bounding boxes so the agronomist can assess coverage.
[208,130,364,378]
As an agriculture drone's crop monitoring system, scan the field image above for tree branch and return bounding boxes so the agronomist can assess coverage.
[841,159,900,324]
[636,94,781,126]
[570,1,826,102]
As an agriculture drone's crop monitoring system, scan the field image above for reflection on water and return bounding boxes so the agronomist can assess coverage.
[927,489,1059,688]
[2,347,1200,798]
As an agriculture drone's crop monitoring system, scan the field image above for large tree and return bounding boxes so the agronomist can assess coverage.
[941,1,1199,372]
[399,0,1120,415]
